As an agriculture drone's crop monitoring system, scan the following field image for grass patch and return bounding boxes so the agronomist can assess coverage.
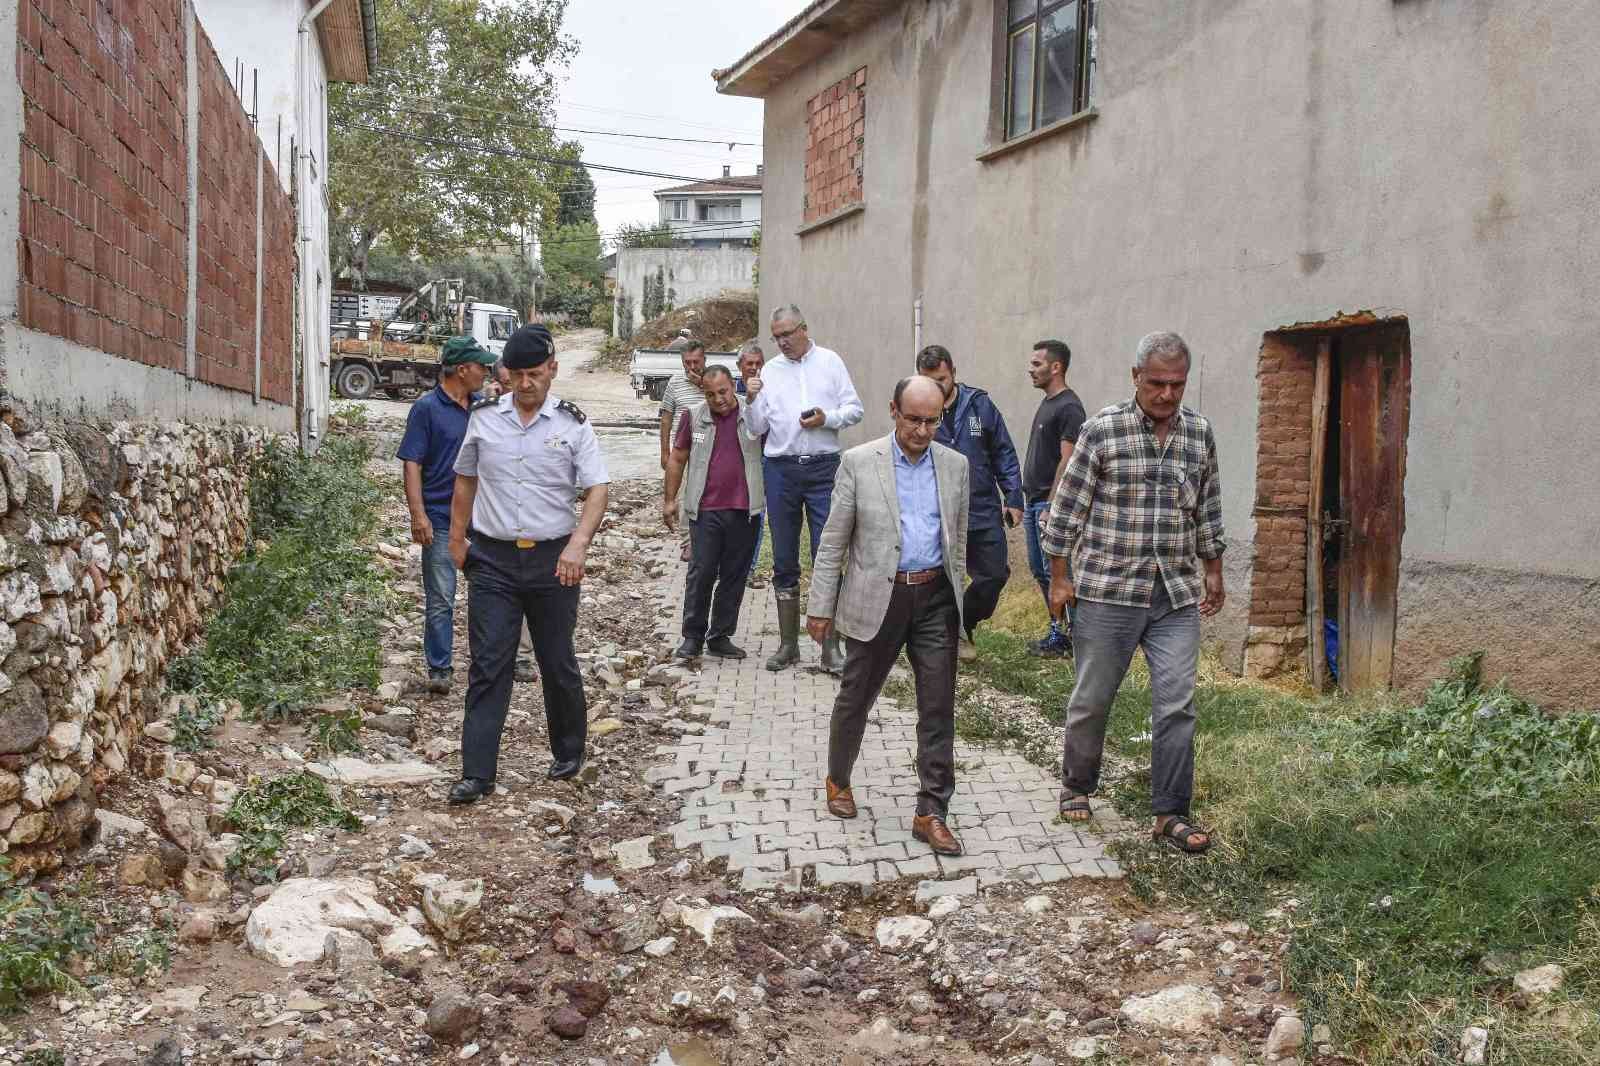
[167,436,392,718]
[974,570,1600,1062]
[0,860,95,1013]
[225,771,363,879]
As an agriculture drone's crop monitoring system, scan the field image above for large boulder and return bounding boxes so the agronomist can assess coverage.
[1119,985,1224,1034]
[245,877,413,967]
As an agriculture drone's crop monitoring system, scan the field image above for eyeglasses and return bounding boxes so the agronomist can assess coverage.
[899,414,941,429]
[771,326,803,342]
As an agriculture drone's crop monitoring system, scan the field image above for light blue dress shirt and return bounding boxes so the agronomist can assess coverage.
[454,393,610,540]
[892,438,943,571]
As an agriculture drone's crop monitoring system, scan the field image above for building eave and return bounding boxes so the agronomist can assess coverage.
[712,0,902,98]
[317,0,378,84]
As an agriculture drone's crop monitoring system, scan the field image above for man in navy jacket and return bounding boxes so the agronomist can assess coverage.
[917,345,1024,659]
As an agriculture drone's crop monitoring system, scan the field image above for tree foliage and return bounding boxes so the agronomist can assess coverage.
[556,165,596,228]
[362,247,535,316]
[328,0,576,285]
[613,221,677,249]
[538,221,604,317]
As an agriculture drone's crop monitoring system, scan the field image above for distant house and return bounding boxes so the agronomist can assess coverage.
[715,0,1600,708]
[654,166,763,247]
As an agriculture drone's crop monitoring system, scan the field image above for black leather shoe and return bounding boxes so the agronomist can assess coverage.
[548,757,584,781]
[447,777,494,805]
[705,638,746,659]
[674,639,703,659]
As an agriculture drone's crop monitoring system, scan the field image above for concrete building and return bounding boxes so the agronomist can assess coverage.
[193,0,377,449]
[612,246,756,337]
[716,0,1600,706]
[654,167,763,246]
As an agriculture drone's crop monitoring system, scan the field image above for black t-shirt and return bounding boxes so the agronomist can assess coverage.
[1022,387,1087,498]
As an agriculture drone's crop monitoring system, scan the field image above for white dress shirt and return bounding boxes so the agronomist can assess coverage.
[744,341,864,457]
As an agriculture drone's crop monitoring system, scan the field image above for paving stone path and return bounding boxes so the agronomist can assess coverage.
[645,549,1129,891]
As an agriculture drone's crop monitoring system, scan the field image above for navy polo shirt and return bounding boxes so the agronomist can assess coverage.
[396,384,477,528]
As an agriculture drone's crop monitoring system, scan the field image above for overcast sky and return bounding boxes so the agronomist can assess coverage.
[554,1,807,243]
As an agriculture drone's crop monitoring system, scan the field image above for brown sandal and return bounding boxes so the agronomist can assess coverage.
[1058,790,1092,822]
[1153,816,1212,854]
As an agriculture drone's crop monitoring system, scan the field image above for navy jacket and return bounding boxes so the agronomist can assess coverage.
[935,383,1024,525]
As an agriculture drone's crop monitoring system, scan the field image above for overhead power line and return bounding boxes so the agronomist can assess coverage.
[351,82,762,138]
[336,95,762,148]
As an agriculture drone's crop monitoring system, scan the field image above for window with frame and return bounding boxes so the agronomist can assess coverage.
[669,199,688,220]
[1005,0,1095,139]
[696,200,741,222]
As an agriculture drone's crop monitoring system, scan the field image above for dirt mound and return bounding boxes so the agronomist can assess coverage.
[634,293,757,352]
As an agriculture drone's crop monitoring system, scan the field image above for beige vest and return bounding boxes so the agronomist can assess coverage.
[682,399,765,522]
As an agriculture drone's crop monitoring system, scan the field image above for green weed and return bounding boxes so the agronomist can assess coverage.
[0,859,95,1013]
[99,926,172,982]
[168,699,222,753]
[225,772,363,879]
[169,437,392,718]
[22,1049,64,1066]
[311,709,363,755]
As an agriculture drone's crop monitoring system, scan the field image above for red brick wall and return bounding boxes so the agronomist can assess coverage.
[193,31,254,394]
[803,68,866,225]
[1248,334,1317,629]
[14,0,296,406]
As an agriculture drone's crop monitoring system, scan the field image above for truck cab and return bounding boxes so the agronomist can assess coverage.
[329,288,523,400]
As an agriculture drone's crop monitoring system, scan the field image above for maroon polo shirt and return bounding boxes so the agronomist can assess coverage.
[675,407,750,511]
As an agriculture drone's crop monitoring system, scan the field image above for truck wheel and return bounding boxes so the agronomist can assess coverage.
[336,363,376,399]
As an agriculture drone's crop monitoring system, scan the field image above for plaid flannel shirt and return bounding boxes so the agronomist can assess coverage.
[1040,399,1225,609]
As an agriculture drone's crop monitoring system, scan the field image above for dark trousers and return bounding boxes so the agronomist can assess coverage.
[683,510,761,642]
[962,521,1010,636]
[461,535,586,780]
[828,575,959,817]
[764,453,839,589]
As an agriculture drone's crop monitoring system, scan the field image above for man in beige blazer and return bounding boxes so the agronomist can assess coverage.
[806,376,970,856]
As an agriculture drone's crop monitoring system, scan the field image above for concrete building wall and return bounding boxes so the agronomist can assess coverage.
[749,0,1600,704]
[613,247,757,336]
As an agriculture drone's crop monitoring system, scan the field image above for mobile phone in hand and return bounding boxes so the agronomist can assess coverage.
[800,407,821,423]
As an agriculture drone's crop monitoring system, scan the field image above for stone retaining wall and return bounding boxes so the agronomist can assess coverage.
[0,407,273,873]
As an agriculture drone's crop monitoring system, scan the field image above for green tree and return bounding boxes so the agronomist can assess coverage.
[360,247,535,316]
[613,221,676,249]
[556,163,596,227]
[328,0,576,285]
[538,221,603,317]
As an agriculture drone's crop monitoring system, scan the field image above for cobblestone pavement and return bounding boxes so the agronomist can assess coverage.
[645,549,1131,891]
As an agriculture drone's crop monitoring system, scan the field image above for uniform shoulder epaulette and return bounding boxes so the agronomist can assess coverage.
[470,396,498,412]
[557,399,587,424]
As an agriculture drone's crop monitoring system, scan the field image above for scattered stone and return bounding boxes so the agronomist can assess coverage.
[590,717,624,737]
[547,1006,588,1039]
[561,979,612,1018]
[676,902,754,945]
[528,799,577,827]
[1266,1014,1306,1057]
[118,852,167,888]
[422,879,484,943]
[375,681,404,702]
[144,1035,183,1066]
[607,913,658,954]
[181,867,229,903]
[1512,963,1564,1005]
[1118,984,1224,1034]
[364,713,415,739]
[793,903,827,926]
[1460,1026,1489,1065]
[850,1017,933,1054]
[150,986,207,1016]
[425,990,479,1041]
[875,915,933,951]
[643,936,677,958]
[307,757,444,787]
[245,878,410,967]
[396,834,435,859]
[582,873,620,896]
[1312,1022,1332,1044]
[95,808,155,840]
[914,877,975,902]
[928,896,962,919]
[1131,921,1161,945]
[177,909,221,943]
[1066,1037,1099,1060]
[611,834,656,871]
[1021,894,1053,915]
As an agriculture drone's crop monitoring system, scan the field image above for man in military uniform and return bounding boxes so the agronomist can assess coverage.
[446,324,610,803]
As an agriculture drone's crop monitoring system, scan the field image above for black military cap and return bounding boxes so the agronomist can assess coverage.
[501,324,555,369]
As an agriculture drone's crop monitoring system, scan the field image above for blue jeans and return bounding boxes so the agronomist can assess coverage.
[1023,499,1076,631]
[764,454,840,590]
[421,520,458,672]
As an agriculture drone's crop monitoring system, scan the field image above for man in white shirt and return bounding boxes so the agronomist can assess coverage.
[745,304,864,673]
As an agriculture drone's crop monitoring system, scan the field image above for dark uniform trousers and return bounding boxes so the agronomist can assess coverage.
[827,573,959,817]
[683,510,761,642]
[962,522,1010,636]
[462,535,585,780]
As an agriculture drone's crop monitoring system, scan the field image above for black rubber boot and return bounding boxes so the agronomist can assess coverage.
[765,587,801,672]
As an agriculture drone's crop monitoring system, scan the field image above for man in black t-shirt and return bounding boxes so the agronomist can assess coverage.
[1021,339,1087,658]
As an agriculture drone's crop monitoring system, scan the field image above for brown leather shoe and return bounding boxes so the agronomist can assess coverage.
[825,778,857,819]
[912,814,964,856]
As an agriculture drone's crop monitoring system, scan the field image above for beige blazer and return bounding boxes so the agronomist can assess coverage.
[807,435,970,642]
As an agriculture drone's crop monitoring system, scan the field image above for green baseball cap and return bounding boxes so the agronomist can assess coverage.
[440,336,496,367]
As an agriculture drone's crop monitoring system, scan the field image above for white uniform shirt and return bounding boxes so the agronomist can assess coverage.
[744,341,864,457]
[454,393,609,540]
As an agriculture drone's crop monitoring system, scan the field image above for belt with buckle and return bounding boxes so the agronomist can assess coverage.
[770,452,838,465]
[894,567,944,586]
[514,539,539,549]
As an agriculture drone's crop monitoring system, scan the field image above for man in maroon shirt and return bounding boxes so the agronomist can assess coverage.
[663,366,766,659]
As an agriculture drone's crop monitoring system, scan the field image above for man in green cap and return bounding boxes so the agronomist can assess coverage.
[398,336,498,694]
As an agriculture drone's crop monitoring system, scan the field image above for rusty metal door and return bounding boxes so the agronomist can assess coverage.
[1337,325,1411,691]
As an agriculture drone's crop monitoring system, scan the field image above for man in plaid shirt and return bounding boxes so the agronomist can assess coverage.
[1042,331,1225,854]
